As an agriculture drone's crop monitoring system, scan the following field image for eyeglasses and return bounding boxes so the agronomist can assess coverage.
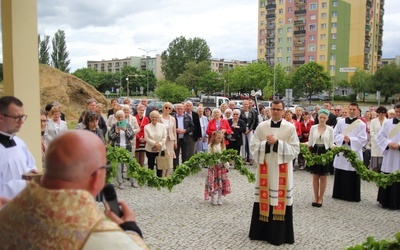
[91,164,110,176]
[335,109,341,111]
[271,108,283,112]
[1,114,28,122]
[233,114,239,115]
[40,119,48,123]
[164,107,172,110]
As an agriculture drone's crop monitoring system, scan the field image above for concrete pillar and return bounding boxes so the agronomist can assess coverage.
[2,0,42,170]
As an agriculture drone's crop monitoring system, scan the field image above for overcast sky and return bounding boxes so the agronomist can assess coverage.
[2,0,400,72]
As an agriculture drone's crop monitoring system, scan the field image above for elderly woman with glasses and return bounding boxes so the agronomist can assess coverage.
[44,106,68,145]
[108,110,134,189]
[159,102,176,177]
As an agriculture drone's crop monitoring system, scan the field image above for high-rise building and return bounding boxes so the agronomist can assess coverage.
[257,0,384,81]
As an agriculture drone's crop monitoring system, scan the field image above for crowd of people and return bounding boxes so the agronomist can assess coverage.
[1,94,400,247]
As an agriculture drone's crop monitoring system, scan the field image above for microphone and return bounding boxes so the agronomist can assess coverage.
[102,184,123,217]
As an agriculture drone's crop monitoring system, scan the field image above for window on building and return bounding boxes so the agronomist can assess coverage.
[332,22,337,28]
[278,47,283,52]
[278,57,283,62]
[279,0,284,4]
[332,0,338,7]
[321,13,327,18]
[278,28,283,33]
[310,3,317,10]
[309,24,316,31]
[260,39,265,44]
[310,15,316,20]
[288,18,292,23]
[288,7,293,13]
[330,54,336,60]
[278,38,283,43]
[320,55,326,61]
[309,55,315,61]
[261,11,265,16]
[309,35,316,40]
[330,65,336,71]
[308,44,316,51]
[331,44,336,50]
[288,0,293,2]
[322,2,327,8]
[287,27,292,33]
[321,34,326,40]
[320,44,325,50]
[321,23,326,29]
[261,21,265,26]
[279,9,283,14]
[332,11,338,17]
[331,33,337,39]
[287,57,292,62]
[287,47,292,52]
[287,37,292,42]
[260,2,265,7]
[260,30,265,35]
[260,48,265,54]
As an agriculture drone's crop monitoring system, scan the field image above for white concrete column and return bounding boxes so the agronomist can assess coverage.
[2,0,42,170]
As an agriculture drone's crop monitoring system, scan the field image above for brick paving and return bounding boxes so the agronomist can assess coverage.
[115,165,399,250]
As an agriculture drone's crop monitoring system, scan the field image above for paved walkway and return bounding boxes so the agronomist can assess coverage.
[114,165,399,250]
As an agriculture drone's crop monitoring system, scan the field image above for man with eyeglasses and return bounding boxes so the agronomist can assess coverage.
[0,96,38,199]
[0,130,147,249]
[249,99,300,246]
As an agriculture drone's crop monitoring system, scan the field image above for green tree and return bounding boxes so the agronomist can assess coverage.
[156,80,191,103]
[350,70,373,102]
[198,71,222,96]
[51,30,70,73]
[176,61,211,95]
[38,34,51,65]
[291,62,331,104]
[161,36,211,81]
[372,63,400,103]
[72,67,101,88]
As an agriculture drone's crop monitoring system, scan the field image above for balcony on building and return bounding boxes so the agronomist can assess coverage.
[267,32,275,37]
[380,8,384,15]
[293,50,305,56]
[366,14,371,21]
[266,3,276,9]
[267,43,275,48]
[294,40,305,46]
[294,30,306,35]
[378,41,382,47]
[296,0,306,6]
[365,33,370,40]
[378,50,382,56]
[294,20,305,26]
[293,60,305,65]
[365,25,371,32]
[364,59,369,65]
[366,0,372,8]
[295,9,306,15]
[364,47,370,54]
[266,13,276,19]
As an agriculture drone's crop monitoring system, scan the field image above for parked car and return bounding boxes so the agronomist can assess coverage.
[258,101,272,108]
[184,97,201,106]
[232,100,243,109]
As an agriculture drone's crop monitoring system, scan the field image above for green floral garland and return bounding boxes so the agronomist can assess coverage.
[347,232,400,250]
[106,147,255,191]
[300,144,400,188]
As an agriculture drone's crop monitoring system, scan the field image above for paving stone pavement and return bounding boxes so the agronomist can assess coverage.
[113,166,399,250]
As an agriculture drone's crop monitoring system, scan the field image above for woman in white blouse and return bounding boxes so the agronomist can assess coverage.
[159,102,176,177]
[144,110,167,178]
[44,106,67,145]
[307,109,334,208]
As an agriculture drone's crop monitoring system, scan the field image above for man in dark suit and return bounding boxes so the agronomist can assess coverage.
[174,104,195,169]
[184,101,201,158]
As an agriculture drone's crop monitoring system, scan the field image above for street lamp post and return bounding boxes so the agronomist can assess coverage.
[126,74,145,97]
[138,48,156,96]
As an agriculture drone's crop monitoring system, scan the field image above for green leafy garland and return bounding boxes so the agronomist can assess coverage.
[106,147,255,191]
[300,144,400,188]
[346,232,400,250]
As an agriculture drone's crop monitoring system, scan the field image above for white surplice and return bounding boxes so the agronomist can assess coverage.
[377,118,400,173]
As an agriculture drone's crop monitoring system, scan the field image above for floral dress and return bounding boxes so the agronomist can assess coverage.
[204,144,231,200]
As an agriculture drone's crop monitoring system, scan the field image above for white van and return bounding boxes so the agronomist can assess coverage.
[200,95,230,109]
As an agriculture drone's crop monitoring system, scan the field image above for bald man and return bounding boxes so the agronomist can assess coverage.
[0,130,147,249]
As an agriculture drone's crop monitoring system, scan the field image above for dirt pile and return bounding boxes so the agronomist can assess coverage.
[39,64,109,121]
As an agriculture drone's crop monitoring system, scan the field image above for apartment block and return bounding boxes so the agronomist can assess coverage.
[257,0,385,81]
[87,55,165,80]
